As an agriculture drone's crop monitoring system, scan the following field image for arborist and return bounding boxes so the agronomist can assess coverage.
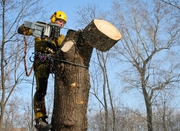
[17,11,67,131]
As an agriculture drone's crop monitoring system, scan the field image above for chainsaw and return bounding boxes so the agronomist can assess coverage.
[23,21,61,38]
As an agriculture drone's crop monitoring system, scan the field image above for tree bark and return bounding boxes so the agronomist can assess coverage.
[52,19,121,131]
[52,30,93,131]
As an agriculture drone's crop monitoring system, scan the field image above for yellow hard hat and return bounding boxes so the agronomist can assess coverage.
[50,11,67,23]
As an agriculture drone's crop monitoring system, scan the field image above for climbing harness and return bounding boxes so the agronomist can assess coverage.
[23,35,88,77]
[23,36,55,76]
[34,52,88,70]
[34,52,56,73]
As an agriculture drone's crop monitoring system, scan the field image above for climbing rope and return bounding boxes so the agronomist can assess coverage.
[23,35,34,77]
[30,73,35,131]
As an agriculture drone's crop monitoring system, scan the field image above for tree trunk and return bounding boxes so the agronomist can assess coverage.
[146,99,153,131]
[52,19,121,131]
[52,30,93,131]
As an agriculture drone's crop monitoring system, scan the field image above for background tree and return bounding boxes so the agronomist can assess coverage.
[0,0,47,130]
[162,0,180,10]
[3,96,25,131]
[73,1,180,131]
[153,90,180,131]
[75,4,118,131]
[88,106,148,131]
[112,0,180,131]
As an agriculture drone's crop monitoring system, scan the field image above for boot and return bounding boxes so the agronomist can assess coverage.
[35,117,52,131]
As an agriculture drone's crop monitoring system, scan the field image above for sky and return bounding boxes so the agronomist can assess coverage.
[42,0,114,33]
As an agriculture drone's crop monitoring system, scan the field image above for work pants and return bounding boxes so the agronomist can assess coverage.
[34,60,50,120]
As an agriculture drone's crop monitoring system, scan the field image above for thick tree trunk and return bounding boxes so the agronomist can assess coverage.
[52,30,93,131]
[52,19,121,131]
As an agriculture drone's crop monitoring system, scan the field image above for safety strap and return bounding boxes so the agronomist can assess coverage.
[52,58,88,68]
[23,35,34,77]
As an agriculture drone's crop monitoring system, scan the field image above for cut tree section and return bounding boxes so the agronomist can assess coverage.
[82,19,122,52]
[61,40,74,52]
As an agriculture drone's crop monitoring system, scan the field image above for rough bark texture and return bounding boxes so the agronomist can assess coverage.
[52,30,93,131]
[52,19,121,131]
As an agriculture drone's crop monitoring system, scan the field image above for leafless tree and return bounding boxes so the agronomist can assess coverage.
[112,0,180,131]
[162,0,180,10]
[76,4,117,131]
[96,50,116,131]
[0,0,46,131]
[152,89,180,131]
[88,107,147,131]
[75,3,107,28]
[3,96,25,131]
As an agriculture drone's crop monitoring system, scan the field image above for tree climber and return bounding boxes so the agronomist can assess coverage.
[17,11,67,131]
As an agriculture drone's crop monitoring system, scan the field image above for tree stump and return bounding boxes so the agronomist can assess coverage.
[52,19,121,131]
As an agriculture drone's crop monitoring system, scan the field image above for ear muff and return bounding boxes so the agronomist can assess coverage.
[50,12,56,23]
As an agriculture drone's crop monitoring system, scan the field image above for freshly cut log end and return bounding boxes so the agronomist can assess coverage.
[61,40,74,52]
[94,19,121,41]
[82,19,122,52]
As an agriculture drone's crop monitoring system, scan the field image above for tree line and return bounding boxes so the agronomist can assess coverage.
[0,0,180,131]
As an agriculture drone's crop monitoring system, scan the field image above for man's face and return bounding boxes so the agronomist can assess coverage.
[55,19,66,28]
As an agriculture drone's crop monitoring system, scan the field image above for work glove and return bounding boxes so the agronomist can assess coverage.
[17,25,32,36]
[56,35,65,47]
